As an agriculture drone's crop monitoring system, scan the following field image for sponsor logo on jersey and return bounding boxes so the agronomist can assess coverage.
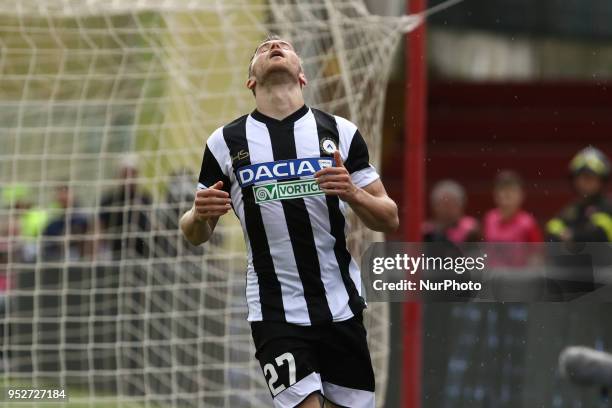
[320,138,337,155]
[254,179,324,203]
[237,157,333,187]
[231,149,249,163]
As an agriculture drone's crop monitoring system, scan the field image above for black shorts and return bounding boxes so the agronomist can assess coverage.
[250,313,375,408]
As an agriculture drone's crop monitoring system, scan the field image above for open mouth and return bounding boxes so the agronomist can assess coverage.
[269,50,285,59]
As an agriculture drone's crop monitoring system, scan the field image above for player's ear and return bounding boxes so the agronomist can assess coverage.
[246,78,256,93]
[298,71,307,87]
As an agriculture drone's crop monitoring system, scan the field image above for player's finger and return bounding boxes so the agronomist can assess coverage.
[195,181,225,194]
[195,197,231,205]
[321,188,342,195]
[197,188,229,198]
[316,174,349,184]
[316,176,348,186]
[319,182,348,190]
[314,166,345,178]
[196,204,231,213]
[333,150,343,167]
[201,203,232,210]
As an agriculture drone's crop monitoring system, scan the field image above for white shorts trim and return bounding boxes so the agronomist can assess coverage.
[274,372,322,408]
[323,381,375,408]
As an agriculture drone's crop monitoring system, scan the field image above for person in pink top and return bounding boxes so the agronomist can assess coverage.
[483,171,542,268]
[483,170,542,243]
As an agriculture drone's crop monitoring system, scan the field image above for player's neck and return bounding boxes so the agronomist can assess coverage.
[255,82,305,121]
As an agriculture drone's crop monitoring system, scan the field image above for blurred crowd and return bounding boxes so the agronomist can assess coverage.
[0,155,206,312]
[423,146,612,246]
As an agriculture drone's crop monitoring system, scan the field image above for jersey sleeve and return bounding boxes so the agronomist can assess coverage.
[197,128,232,196]
[335,116,380,188]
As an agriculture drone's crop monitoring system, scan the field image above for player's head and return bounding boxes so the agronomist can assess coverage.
[430,179,466,225]
[246,34,307,96]
[493,170,524,214]
[569,146,610,198]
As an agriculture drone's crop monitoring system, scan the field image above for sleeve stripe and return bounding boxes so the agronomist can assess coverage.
[198,128,232,196]
[344,129,371,174]
[206,127,232,177]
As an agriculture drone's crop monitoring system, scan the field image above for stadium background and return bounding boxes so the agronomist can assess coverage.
[1,0,612,407]
[384,1,612,407]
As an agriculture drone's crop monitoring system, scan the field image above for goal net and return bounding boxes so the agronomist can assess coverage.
[0,1,419,406]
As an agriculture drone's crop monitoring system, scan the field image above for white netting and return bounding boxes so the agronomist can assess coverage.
[0,1,419,406]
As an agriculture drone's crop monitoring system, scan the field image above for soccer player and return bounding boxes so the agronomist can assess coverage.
[180,34,398,408]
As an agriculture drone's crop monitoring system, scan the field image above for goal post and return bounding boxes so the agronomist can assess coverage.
[402,0,427,406]
[0,1,422,406]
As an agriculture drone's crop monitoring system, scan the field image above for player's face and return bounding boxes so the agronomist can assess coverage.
[248,39,306,89]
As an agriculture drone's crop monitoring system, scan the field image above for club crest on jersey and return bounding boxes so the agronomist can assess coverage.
[320,138,337,155]
[254,179,324,203]
[237,157,333,187]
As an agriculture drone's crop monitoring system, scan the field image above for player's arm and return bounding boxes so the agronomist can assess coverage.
[180,181,230,245]
[181,132,232,246]
[316,151,399,233]
[346,177,399,233]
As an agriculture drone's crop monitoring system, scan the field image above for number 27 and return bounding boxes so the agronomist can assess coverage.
[263,352,296,396]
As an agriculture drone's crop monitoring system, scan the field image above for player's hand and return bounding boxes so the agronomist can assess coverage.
[315,150,358,202]
[193,181,231,221]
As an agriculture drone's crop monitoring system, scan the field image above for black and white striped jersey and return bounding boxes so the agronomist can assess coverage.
[197,105,379,326]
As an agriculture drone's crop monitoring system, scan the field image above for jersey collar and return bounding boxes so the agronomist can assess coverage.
[250,104,309,126]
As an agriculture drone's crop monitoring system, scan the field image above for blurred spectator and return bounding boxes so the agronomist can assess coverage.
[423,179,481,243]
[0,219,10,315]
[1,184,49,262]
[547,146,612,242]
[155,169,205,257]
[42,185,91,261]
[99,154,152,259]
[483,171,543,269]
[159,170,195,231]
[483,170,542,243]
